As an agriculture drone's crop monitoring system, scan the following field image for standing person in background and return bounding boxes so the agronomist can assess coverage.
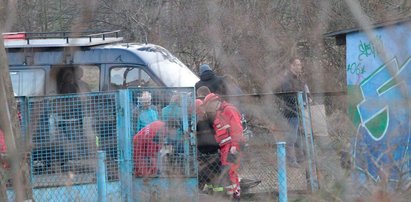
[203,93,245,200]
[195,64,226,96]
[74,67,91,93]
[277,57,309,168]
[136,91,158,131]
[57,68,79,94]
[195,64,244,112]
[161,94,183,153]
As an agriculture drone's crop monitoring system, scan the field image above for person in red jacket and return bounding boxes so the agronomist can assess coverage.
[203,93,245,199]
[133,119,179,177]
[0,129,9,169]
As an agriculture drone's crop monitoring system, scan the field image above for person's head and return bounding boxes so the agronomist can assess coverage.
[169,94,180,105]
[289,57,303,76]
[203,93,221,120]
[138,91,152,107]
[60,69,75,83]
[197,86,211,99]
[199,64,212,76]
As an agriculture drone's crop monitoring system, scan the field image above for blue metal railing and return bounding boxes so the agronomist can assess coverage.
[97,151,107,202]
[277,142,287,202]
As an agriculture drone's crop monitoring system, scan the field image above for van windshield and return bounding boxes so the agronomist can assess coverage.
[150,60,199,87]
[136,45,199,87]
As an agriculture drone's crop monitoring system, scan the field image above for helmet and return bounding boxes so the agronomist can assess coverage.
[203,93,220,105]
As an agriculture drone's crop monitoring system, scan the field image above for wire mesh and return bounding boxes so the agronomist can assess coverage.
[5,89,321,200]
[197,92,314,195]
[27,92,118,201]
[130,88,197,178]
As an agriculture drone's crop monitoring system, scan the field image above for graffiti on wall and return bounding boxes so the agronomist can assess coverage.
[347,25,411,182]
[347,35,384,84]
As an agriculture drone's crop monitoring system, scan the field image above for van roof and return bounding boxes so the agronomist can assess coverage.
[3,30,123,48]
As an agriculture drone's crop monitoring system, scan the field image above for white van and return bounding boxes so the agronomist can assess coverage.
[3,30,199,96]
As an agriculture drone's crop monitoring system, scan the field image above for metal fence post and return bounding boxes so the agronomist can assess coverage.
[181,93,190,176]
[97,151,107,202]
[118,90,133,202]
[277,142,287,202]
[297,92,319,192]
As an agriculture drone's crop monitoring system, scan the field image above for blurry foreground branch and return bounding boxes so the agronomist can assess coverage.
[0,35,33,201]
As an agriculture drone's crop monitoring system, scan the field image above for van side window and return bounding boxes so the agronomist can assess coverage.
[50,65,100,95]
[10,69,45,96]
[110,67,157,90]
[77,65,100,92]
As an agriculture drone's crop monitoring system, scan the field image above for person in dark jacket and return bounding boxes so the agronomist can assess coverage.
[195,86,221,189]
[195,64,227,96]
[196,87,219,154]
[195,64,245,112]
[278,57,309,168]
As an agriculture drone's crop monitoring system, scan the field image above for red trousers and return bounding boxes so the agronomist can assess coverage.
[219,144,240,191]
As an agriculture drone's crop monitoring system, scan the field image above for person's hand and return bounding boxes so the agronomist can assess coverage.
[230,146,238,155]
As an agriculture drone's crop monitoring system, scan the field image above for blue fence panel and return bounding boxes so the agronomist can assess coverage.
[25,92,119,201]
[3,88,319,201]
[8,88,199,201]
[128,87,198,201]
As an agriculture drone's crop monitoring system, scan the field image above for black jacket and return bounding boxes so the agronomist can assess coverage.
[278,70,306,118]
[195,70,226,96]
[196,120,219,154]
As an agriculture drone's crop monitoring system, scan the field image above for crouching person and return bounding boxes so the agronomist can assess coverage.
[203,93,245,199]
[133,119,179,177]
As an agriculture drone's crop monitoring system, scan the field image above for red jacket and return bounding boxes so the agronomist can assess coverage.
[213,102,245,150]
[0,129,9,169]
[0,129,6,153]
[133,121,166,176]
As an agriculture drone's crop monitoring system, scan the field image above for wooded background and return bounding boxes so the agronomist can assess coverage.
[2,0,410,94]
[2,1,411,201]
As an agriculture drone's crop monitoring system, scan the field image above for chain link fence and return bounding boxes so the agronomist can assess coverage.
[5,88,199,201]
[3,89,322,201]
[198,92,318,197]
[28,92,119,200]
[127,88,198,201]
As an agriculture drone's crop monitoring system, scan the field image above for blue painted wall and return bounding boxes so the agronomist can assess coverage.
[346,21,411,182]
